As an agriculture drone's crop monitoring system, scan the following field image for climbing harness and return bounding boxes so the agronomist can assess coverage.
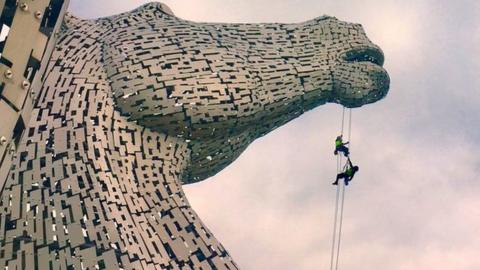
[329,107,352,270]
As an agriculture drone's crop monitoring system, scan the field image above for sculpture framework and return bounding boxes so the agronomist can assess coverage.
[0,2,389,269]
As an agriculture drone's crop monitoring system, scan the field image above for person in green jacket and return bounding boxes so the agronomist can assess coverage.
[332,158,359,186]
[334,135,350,157]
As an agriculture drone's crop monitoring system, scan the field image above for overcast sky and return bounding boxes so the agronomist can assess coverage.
[70,1,480,269]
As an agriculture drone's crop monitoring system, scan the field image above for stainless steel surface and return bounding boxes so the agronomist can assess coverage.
[0,2,389,269]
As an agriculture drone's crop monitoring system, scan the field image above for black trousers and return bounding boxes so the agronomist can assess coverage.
[334,173,353,185]
[335,145,349,156]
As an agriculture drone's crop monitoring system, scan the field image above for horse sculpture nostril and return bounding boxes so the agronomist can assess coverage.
[342,47,385,66]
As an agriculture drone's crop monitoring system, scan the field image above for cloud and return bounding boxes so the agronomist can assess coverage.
[186,114,480,269]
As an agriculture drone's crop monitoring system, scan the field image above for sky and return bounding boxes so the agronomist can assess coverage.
[70,1,480,269]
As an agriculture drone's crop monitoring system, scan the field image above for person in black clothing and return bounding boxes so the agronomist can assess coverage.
[334,135,349,157]
[332,158,359,186]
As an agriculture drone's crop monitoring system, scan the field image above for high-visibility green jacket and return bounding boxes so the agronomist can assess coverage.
[346,167,354,176]
[335,139,342,147]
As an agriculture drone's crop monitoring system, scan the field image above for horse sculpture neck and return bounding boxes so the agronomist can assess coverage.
[0,16,237,270]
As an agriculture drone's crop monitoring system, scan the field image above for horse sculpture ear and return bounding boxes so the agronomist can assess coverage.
[133,2,175,17]
[62,13,83,31]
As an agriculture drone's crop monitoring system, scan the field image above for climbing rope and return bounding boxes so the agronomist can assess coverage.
[329,154,341,270]
[330,107,352,270]
[334,176,346,270]
[329,107,345,270]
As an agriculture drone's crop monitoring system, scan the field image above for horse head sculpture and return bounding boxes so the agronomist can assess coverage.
[0,3,388,269]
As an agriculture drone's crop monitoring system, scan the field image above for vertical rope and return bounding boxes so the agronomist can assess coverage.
[335,182,346,270]
[334,108,352,270]
[329,156,340,270]
[348,109,352,149]
[329,107,346,270]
